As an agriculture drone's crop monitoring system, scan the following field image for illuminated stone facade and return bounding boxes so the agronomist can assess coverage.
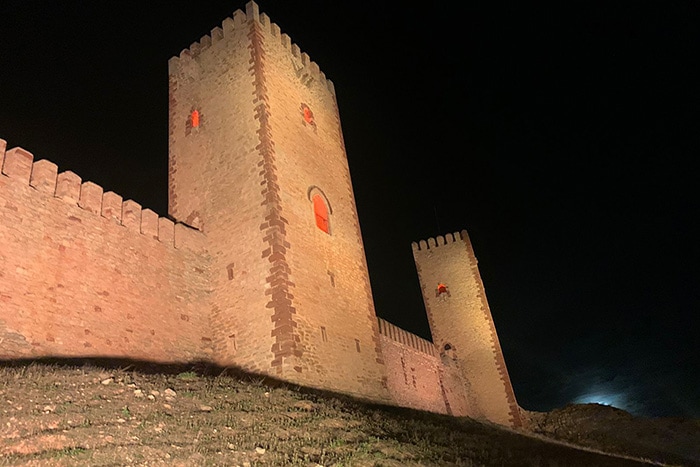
[0,2,520,427]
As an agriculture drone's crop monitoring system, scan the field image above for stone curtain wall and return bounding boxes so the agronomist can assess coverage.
[378,318,472,417]
[0,141,212,363]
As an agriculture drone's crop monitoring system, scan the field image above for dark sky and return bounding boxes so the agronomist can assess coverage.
[1,1,698,418]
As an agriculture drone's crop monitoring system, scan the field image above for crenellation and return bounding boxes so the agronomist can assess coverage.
[0,139,6,169]
[121,199,142,231]
[211,26,224,43]
[222,17,235,34]
[29,159,58,194]
[301,52,310,66]
[199,34,212,50]
[78,181,103,215]
[2,147,33,183]
[281,33,291,50]
[270,22,281,37]
[189,41,201,57]
[377,318,435,356]
[291,43,301,58]
[413,231,463,251]
[55,171,81,204]
[309,61,320,78]
[232,9,246,27]
[141,208,159,239]
[167,56,179,74]
[326,79,336,96]
[259,12,270,29]
[101,191,123,223]
[158,217,175,245]
[245,1,259,22]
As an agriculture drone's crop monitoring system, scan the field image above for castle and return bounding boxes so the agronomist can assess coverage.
[0,2,521,428]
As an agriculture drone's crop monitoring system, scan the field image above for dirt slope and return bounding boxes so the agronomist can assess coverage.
[0,361,692,466]
[525,404,700,466]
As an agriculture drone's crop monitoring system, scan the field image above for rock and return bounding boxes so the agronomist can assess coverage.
[150,390,160,397]
[134,389,144,397]
[293,401,316,411]
[199,405,213,412]
[164,388,177,397]
[101,378,114,385]
[147,395,155,401]
[255,446,266,455]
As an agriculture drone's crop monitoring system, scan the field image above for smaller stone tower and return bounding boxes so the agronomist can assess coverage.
[412,231,521,427]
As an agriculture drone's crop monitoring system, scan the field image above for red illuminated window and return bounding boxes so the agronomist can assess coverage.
[191,110,200,128]
[303,106,314,124]
[313,194,329,234]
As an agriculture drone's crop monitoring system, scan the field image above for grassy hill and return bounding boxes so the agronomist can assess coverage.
[0,360,696,466]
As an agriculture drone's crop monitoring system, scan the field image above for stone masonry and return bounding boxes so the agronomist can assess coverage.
[0,2,520,427]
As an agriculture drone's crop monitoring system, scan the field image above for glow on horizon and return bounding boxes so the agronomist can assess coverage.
[573,391,629,411]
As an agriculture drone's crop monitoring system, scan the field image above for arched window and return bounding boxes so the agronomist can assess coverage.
[312,194,330,234]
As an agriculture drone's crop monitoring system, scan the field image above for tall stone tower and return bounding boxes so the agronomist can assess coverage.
[412,231,522,427]
[167,2,388,401]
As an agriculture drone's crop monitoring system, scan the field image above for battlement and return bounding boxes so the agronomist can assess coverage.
[411,230,469,252]
[0,138,201,251]
[378,318,437,357]
[167,2,335,96]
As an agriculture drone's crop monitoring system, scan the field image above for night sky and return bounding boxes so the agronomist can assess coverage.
[1,2,697,418]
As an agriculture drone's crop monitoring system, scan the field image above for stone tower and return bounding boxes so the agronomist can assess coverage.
[412,231,522,427]
[167,2,388,401]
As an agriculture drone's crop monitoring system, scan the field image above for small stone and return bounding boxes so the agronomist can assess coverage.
[293,401,315,411]
[147,395,155,401]
[101,378,114,385]
[164,388,177,397]
[150,390,160,397]
[255,447,266,455]
[42,405,55,413]
[116,418,126,423]
[199,405,213,412]
[227,443,236,450]
[127,383,137,389]
[163,403,172,409]
[134,389,144,397]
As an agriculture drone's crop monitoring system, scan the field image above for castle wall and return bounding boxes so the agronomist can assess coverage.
[0,2,520,429]
[378,318,472,416]
[412,231,522,427]
[0,142,212,363]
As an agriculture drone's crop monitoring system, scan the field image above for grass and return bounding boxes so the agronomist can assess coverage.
[0,361,690,466]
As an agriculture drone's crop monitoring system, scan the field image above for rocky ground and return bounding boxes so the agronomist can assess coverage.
[0,360,697,466]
